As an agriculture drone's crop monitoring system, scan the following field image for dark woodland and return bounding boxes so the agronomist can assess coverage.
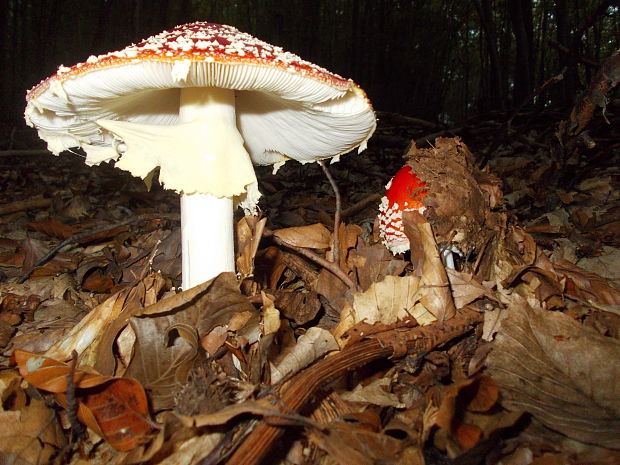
[1,1,620,465]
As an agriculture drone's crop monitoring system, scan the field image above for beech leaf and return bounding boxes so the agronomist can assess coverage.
[486,304,620,448]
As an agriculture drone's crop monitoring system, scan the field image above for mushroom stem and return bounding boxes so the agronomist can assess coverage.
[179,87,244,289]
[181,193,234,288]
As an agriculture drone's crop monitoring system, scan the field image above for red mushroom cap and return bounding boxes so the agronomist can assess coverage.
[26,22,351,98]
[378,165,428,254]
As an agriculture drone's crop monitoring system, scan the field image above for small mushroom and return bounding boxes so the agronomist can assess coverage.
[378,165,428,254]
[378,165,458,268]
[25,22,376,289]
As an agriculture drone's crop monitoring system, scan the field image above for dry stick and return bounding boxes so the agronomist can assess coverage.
[0,197,52,216]
[341,193,382,219]
[66,350,85,440]
[506,69,566,129]
[18,213,180,283]
[138,239,162,281]
[317,160,341,265]
[267,232,359,292]
[225,307,483,465]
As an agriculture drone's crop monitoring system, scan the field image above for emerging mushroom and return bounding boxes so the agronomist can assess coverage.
[25,22,376,289]
[378,165,459,268]
[378,165,428,254]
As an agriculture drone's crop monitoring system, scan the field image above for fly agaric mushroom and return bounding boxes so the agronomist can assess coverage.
[378,165,458,268]
[378,165,428,254]
[25,22,376,289]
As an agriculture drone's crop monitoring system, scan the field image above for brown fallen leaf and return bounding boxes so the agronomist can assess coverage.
[123,273,256,410]
[177,398,304,428]
[0,397,65,465]
[334,274,437,344]
[486,303,620,449]
[404,210,456,322]
[44,272,166,367]
[27,218,79,239]
[270,327,339,384]
[308,421,405,465]
[13,349,156,451]
[236,215,267,278]
[446,268,498,309]
[350,240,407,291]
[273,223,332,249]
[553,258,620,307]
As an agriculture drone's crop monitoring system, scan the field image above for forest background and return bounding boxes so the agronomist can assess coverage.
[1,0,619,131]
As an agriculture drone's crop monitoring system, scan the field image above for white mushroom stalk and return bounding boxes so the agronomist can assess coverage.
[25,22,376,289]
[179,88,243,288]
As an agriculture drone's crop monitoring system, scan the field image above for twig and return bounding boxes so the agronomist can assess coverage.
[66,350,85,440]
[224,307,483,465]
[138,239,162,280]
[318,160,341,265]
[18,213,180,283]
[341,193,382,218]
[0,197,52,216]
[507,69,566,129]
[265,229,359,292]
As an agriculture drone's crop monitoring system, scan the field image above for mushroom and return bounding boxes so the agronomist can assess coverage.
[378,165,458,268]
[378,165,428,254]
[25,22,376,289]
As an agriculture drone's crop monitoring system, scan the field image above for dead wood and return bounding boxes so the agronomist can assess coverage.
[0,197,52,215]
[224,307,483,465]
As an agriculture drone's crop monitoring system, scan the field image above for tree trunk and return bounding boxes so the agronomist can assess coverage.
[508,0,535,105]
[474,0,506,111]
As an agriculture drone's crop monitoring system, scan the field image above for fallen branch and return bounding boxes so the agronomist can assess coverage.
[224,307,483,465]
[341,193,382,218]
[0,197,52,216]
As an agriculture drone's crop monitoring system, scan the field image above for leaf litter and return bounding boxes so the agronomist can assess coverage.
[0,98,619,465]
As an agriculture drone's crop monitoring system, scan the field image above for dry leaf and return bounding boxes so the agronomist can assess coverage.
[0,397,64,465]
[308,421,405,465]
[123,273,255,410]
[177,398,290,427]
[236,215,267,278]
[44,272,166,365]
[14,350,155,451]
[342,377,404,407]
[553,258,620,307]
[274,223,332,249]
[446,269,498,309]
[486,304,620,448]
[335,275,437,343]
[404,210,456,321]
[271,327,339,384]
[27,219,79,239]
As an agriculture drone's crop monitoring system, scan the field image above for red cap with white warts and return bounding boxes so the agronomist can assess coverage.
[378,165,428,254]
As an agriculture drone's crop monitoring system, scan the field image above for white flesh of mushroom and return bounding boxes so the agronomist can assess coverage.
[98,87,256,288]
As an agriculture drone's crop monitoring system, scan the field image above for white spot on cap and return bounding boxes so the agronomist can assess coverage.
[171,60,191,82]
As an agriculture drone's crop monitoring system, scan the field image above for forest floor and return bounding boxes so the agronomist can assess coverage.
[0,97,619,465]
